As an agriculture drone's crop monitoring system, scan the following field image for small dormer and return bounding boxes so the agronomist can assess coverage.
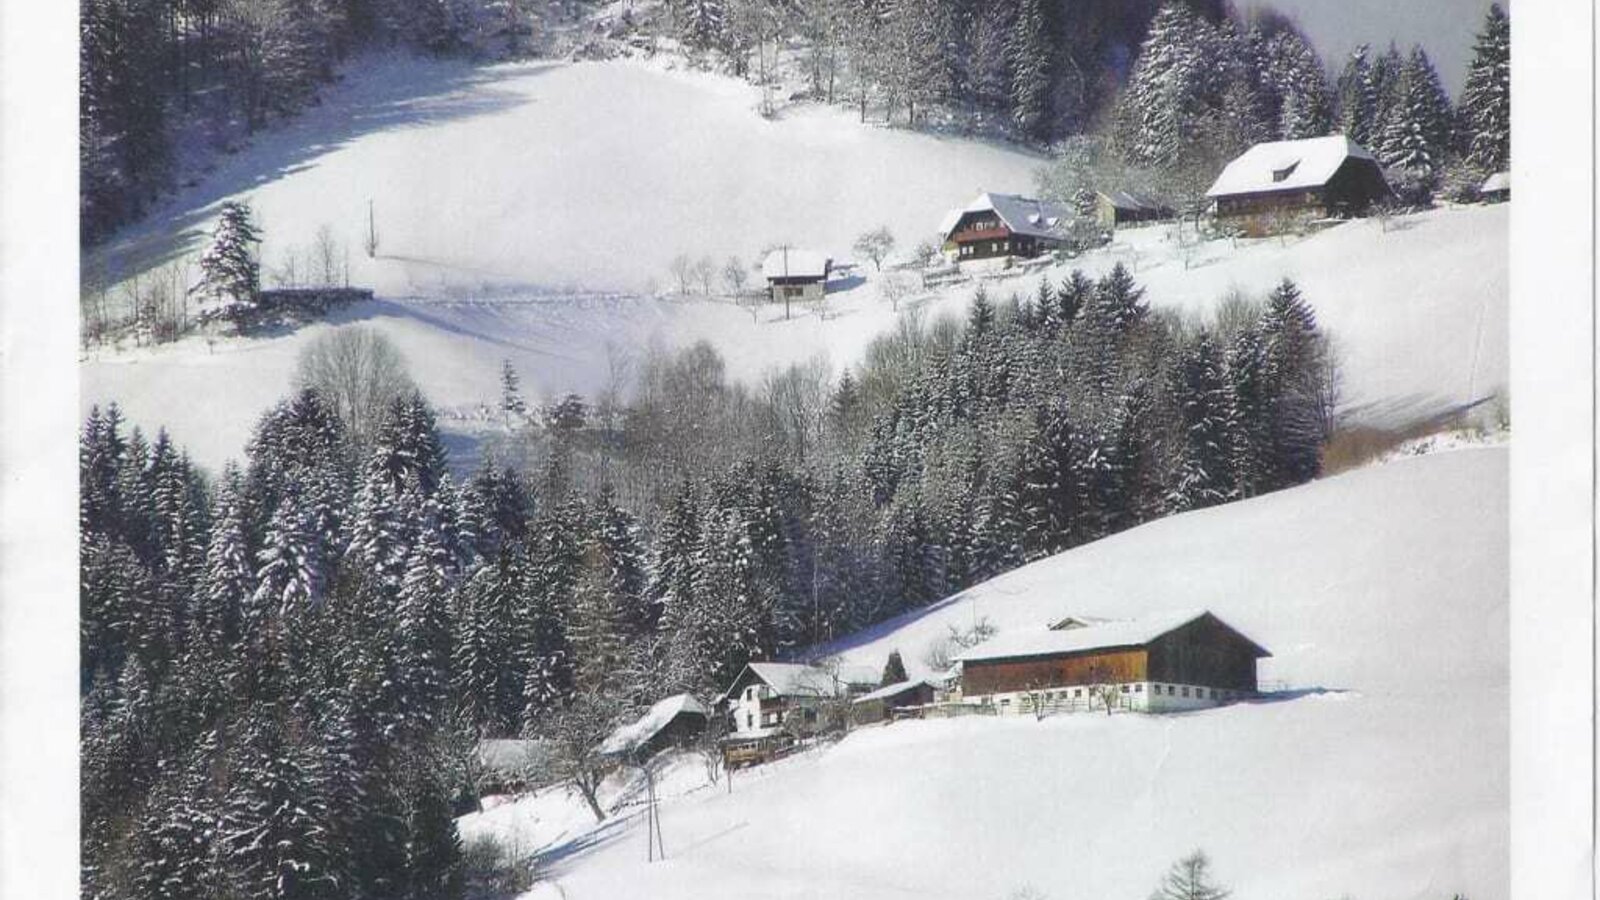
[1271,159,1300,183]
[1050,615,1100,631]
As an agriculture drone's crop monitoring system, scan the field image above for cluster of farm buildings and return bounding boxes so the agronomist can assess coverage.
[590,609,1271,770]
[761,134,1510,301]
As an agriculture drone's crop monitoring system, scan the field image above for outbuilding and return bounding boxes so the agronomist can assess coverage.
[1479,171,1510,203]
[762,249,832,304]
[955,609,1270,715]
[1093,190,1171,230]
[599,693,711,761]
[851,677,939,725]
[1206,135,1390,230]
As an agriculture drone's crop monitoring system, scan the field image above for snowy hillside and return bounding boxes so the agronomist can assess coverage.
[82,202,1506,471]
[463,448,1508,900]
[85,54,1047,298]
[80,52,1505,471]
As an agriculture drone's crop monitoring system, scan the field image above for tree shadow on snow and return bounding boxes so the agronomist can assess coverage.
[84,58,564,291]
[531,812,639,874]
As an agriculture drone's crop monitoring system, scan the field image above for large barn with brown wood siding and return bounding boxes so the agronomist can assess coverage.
[954,610,1270,715]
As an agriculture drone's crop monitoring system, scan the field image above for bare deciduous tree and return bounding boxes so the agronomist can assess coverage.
[669,254,694,295]
[313,224,342,286]
[721,256,750,296]
[879,271,912,311]
[760,356,831,465]
[694,255,717,295]
[293,326,415,447]
[853,226,896,271]
[548,693,625,823]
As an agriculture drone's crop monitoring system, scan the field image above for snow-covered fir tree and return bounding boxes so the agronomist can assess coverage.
[1379,45,1454,180]
[1457,3,1510,171]
[1336,44,1379,146]
[198,200,262,319]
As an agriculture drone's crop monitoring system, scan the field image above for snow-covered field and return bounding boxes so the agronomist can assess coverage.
[464,447,1508,900]
[75,43,1511,900]
[86,54,1047,298]
[80,54,1506,471]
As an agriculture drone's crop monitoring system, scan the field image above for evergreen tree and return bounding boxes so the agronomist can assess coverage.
[1267,28,1331,140]
[499,358,528,428]
[1168,330,1238,511]
[1006,0,1053,139]
[197,462,255,652]
[220,709,340,900]
[199,200,263,318]
[1336,44,1379,146]
[1457,4,1510,171]
[880,649,909,685]
[395,519,453,741]
[1379,45,1454,180]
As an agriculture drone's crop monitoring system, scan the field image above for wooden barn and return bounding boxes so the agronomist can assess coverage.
[762,248,832,304]
[851,677,938,725]
[598,693,711,761]
[1207,136,1391,229]
[1094,190,1171,229]
[938,192,1075,263]
[954,610,1270,715]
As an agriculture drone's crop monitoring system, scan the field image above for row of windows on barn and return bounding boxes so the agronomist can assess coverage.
[994,684,1242,704]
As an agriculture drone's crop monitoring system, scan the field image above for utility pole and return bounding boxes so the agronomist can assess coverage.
[782,244,791,321]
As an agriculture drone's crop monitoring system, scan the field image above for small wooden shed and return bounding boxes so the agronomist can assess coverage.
[851,678,938,725]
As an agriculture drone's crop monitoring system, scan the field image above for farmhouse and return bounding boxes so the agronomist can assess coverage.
[1479,171,1510,203]
[1206,135,1390,227]
[955,609,1270,715]
[1093,190,1171,229]
[938,192,1075,263]
[851,677,939,725]
[718,661,878,765]
[598,693,711,760]
[762,248,832,304]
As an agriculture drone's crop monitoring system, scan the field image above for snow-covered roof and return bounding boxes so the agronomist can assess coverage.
[599,693,710,756]
[1097,190,1166,212]
[954,609,1270,663]
[476,738,554,775]
[741,661,880,697]
[851,677,938,705]
[1206,136,1379,198]
[939,192,1075,241]
[1480,171,1510,193]
[761,249,832,281]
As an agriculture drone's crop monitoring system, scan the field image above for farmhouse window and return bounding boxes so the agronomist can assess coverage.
[1135,684,1143,693]
[1120,684,1130,693]
[1074,688,1082,698]
[1181,687,1190,697]
[746,714,752,728]
[804,709,817,723]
